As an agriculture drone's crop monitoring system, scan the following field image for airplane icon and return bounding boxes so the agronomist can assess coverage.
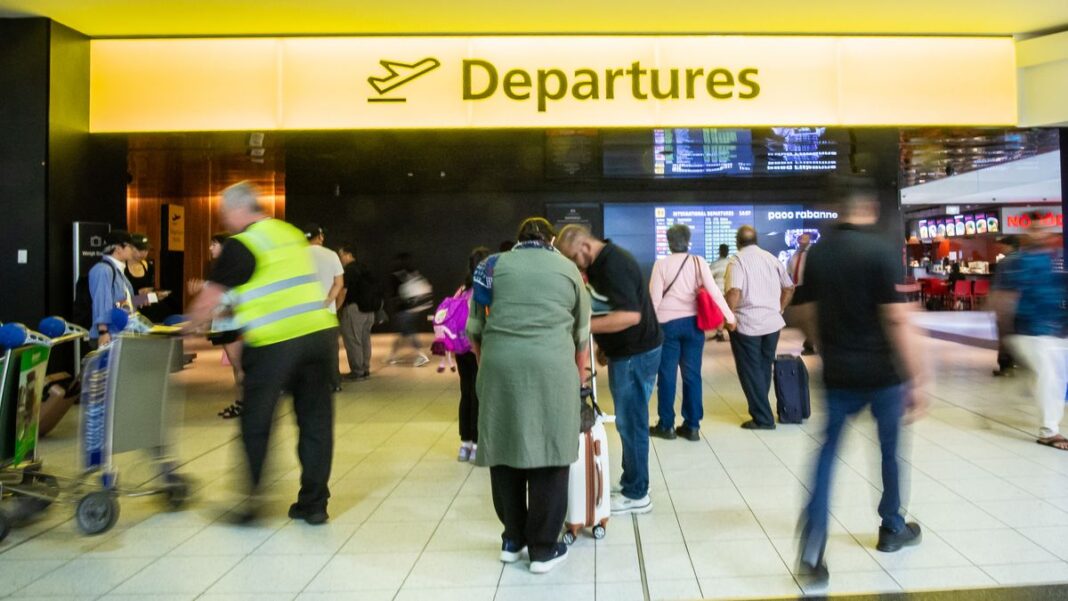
[367,58,441,103]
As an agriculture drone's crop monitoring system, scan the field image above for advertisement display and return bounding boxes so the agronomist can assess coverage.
[0,345,51,464]
[14,347,49,464]
[604,203,839,275]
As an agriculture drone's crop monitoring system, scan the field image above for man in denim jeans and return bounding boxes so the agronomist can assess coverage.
[556,225,663,515]
[793,180,927,585]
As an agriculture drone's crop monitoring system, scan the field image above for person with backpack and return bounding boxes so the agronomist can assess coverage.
[433,246,490,462]
[388,252,433,367]
[337,243,382,380]
[82,230,138,348]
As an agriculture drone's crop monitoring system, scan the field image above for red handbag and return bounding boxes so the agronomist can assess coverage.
[693,256,725,331]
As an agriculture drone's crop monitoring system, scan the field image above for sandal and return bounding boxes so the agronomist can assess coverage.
[219,402,244,419]
[1036,435,1068,451]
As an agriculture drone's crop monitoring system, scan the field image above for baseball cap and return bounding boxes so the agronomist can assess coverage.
[303,223,324,240]
[104,230,134,247]
[130,233,150,251]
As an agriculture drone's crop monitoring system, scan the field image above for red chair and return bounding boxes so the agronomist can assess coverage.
[972,279,991,307]
[951,280,973,310]
[926,280,949,309]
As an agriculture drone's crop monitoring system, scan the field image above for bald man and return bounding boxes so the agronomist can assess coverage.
[724,225,794,429]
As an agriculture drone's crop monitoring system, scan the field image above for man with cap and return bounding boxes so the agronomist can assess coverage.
[185,182,339,524]
[304,223,345,392]
[89,230,137,348]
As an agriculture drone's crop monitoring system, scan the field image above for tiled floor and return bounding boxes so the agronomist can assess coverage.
[3,327,1068,600]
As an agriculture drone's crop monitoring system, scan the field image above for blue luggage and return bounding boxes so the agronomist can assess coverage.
[774,354,811,424]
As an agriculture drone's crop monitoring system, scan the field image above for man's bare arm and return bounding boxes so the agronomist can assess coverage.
[591,311,641,334]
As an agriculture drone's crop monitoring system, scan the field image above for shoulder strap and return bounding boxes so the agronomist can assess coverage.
[693,256,704,288]
[663,255,690,295]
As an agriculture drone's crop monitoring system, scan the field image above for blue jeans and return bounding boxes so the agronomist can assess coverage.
[608,345,662,500]
[800,385,908,564]
[656,317,706,430]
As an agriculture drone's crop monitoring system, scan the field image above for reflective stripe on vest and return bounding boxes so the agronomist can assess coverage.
[232,219,337,347]
[238,274,320,304]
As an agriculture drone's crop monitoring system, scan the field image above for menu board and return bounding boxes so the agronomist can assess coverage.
[917,212,1001,241]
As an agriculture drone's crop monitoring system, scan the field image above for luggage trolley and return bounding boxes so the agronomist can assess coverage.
[72,312,190,535]
[0,318,88,542]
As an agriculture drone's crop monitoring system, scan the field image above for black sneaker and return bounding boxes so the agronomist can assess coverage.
[877,522,922,552]
[675,425,701,441]
[797,558,830,586]
[649,425,677,440]
[529,543,569,574]
[741,420,776,430]
[500,538,527,563]
[288,503,329,525]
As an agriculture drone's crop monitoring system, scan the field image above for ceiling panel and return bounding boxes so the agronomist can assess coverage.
[0,0,1065,37]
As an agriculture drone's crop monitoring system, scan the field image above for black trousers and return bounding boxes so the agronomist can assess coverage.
[456,351,479,443]
[490,465,569,560]
[241,327,336,511]
[729,330,781,426]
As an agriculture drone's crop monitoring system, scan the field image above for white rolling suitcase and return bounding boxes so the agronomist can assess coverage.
[563,342,611,544]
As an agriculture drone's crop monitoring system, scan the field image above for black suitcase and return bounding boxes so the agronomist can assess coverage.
[774,354,811,424]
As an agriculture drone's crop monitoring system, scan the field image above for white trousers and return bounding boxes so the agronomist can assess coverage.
[1007,335,1068,439]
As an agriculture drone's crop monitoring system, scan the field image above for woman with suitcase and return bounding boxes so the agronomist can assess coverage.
[467,217,591,574]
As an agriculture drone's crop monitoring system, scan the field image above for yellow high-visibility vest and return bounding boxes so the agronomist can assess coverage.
[232,219,337,347]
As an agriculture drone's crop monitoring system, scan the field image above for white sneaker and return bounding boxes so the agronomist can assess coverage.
[610,493,652,515]
[468,445,477,463]
[414,355,430,367]
[457,444,471,462]
[529,543,568,574]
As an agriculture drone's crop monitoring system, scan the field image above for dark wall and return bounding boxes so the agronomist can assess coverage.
[0,19,50,325]
[285,129,902,326]
[0,18,127,327]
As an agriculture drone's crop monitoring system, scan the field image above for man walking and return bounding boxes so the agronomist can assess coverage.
[724,225,794,429]
[305,224,345,391]
[337,243,380,380]
[794,181,926,583]
[186,182,339,524]
[992,212,1068,451]
[556,225,662,515]
[787,233,816,355]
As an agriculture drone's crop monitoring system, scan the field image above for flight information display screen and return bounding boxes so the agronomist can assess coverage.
[601,127,845,178]
[604,203,840,278]
[652,128,754,176]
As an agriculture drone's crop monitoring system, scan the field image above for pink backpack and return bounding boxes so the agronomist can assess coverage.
[432,288,473,354]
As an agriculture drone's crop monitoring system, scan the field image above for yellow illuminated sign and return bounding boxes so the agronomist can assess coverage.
[89,36,1017,132]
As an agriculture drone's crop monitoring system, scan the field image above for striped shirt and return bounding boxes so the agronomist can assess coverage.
[724,245,795,336]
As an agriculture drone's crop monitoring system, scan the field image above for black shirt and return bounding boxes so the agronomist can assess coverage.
[342,262,382,313]
[586,243,663,359]
[208,239,256,288]
[803,224,905,390]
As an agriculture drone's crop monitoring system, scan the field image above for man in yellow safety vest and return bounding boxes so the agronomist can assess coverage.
[185,181,339,524]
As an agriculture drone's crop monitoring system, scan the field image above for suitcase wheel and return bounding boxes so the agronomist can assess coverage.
[592,525,606,540]
[562,531,577,545]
